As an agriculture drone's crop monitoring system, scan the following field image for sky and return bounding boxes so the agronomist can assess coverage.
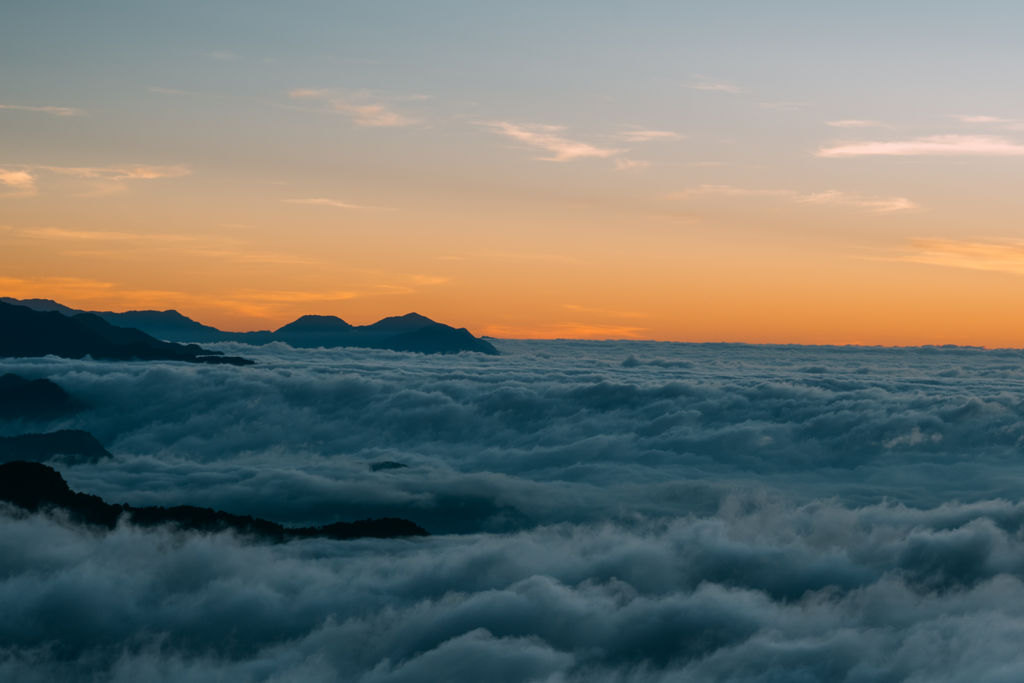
[5,1,1024,344]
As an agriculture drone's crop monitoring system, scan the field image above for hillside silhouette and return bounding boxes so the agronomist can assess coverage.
[0,373,80,418]
[0,430,111,465]
[0,301,254,364]
[0,461,429,541]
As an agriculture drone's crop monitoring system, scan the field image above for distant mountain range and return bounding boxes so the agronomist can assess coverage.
[2,297,499,355]
[0,301,254,365]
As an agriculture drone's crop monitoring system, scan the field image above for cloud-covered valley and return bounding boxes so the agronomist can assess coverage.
[5,340,1024,680]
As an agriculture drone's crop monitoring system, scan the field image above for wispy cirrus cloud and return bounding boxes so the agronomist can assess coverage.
[670,184,917,213]
[826,119,888,128]
[902,238,1024,277]
[817,134,1024,157]
[283,198,394,210]
[288,89,418,127]
[951,114,1014,124]
[480,121,624,162]
[619,129,684,142]
[686,76,741,94]
[39,165,192,181]
[0,169,36,196]
[0,104,84,116]
[614,159,650,171]
[19,227,200,243]
[0,164,191,196]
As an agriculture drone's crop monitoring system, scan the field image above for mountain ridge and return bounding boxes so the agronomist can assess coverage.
[2,297,499,355]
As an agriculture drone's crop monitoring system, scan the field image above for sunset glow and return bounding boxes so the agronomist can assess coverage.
[4,2,1024,345]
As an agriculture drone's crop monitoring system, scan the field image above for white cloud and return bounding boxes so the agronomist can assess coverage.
[480,121,624,162]
[817,134,1024,157]
[0,104,84,116]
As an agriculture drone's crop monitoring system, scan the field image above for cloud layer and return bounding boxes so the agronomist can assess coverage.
[5,340,1024,679]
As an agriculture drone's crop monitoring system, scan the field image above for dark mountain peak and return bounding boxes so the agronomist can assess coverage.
[386,324,499,355]
[0,460,74,510]
[275,314,353,334]
[363,312,438,332]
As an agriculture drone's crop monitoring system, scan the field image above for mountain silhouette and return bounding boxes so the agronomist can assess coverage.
[3,298,499,355]
[362,312,438,332]
[0,373,79,418]
[274,314,354,333]
[0,301,254,364]
[0,429,112,465]
[0,461,429,541]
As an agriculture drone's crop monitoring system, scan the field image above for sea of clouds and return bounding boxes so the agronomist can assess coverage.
[4,340,1024,681]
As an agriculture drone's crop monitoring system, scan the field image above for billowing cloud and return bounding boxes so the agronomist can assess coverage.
[480,121,624,162]
[0,104,84,116]
[6,341,1024,678]
[670,184,917,212]
[817,134,1024,157]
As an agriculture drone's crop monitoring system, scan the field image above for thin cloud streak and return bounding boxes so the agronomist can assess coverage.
[38,165,192,180]
[284,198,394,210]
[480,121,624,162]
[903,238,1024,277]
[614,159,649,171]
[619,130,684,142]
[686,76,741,94]
[288,89,418,127]
[671,184,917,213]
[818,135,1024,157]
[827,119,888,128]
[0,104,84,116]
[952,115,1013,124]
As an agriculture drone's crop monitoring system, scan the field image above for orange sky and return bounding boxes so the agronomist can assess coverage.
[6,3,1024,346]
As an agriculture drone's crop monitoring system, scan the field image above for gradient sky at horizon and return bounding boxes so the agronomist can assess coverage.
[5,1,1024,343]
